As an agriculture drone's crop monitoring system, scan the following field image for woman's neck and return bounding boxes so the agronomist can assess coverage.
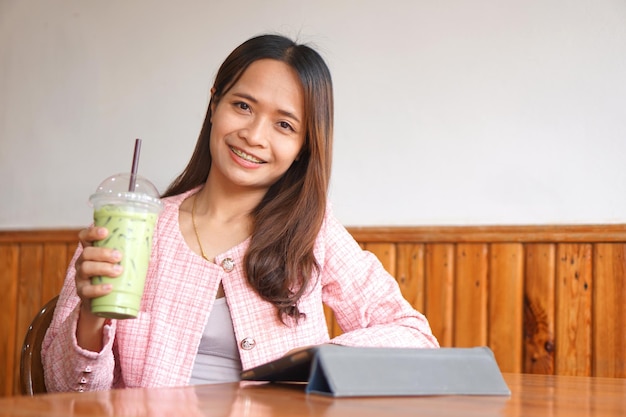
[195,175,264,224]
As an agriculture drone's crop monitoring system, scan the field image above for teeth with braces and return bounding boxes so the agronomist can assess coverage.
[231,147,264,163]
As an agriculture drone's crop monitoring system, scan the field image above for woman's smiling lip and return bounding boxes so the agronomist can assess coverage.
[229,146,266,164]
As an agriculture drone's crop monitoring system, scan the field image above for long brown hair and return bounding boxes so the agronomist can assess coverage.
[163,34,334,321]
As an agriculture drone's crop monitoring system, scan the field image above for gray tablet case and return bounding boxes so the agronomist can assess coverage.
[241,345,511,397]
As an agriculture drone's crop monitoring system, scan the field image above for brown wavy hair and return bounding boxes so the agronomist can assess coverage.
[162,34,334,321]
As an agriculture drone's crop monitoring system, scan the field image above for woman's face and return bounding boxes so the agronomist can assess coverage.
[208,59,305,193]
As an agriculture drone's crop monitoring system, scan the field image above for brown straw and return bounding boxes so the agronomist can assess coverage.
[128,138,142,192]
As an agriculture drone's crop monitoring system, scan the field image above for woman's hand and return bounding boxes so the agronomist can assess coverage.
[74,226,123,351]
[75,227,122,306]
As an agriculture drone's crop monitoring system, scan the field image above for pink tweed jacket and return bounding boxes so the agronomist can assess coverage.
[42,190,438,392]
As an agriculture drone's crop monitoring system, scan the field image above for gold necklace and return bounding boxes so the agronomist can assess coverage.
[191,194,210,261]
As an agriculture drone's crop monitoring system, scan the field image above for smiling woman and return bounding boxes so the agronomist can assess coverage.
[209,59,306,191]
[163,36,334,319]
[41,34,439,394]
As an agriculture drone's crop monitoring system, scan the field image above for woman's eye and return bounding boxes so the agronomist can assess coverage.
[278,121,294,132]
[235,102,250,111]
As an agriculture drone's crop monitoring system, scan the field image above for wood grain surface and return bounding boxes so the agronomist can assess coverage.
[1,225,625,397]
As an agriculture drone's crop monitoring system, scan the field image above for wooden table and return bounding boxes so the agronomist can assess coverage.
[0,373,625,416]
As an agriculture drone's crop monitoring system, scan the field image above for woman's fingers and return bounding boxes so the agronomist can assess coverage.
[75,256,122,280]
[81,245,122,264]
[75,258,121,302]
[78,281,114,299]
[75,226,123,302]
[78,226,108,248]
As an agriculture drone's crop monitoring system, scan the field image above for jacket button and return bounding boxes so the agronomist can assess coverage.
[221,258,235,272]
[240,337,256,350]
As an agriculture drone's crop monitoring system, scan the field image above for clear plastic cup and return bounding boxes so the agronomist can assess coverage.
[88,173,162,319]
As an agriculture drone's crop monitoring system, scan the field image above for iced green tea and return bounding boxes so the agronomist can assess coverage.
[91,204,158,319]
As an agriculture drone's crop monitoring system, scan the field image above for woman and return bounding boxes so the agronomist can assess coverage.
[42,34,438,392]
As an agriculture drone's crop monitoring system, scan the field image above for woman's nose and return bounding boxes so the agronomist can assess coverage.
[240,116,269,146]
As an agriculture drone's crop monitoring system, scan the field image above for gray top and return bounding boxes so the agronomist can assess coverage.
[189,297,242,384]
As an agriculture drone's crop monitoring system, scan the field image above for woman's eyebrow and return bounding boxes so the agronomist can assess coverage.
[232,92,301,124]
[233,92,258,103]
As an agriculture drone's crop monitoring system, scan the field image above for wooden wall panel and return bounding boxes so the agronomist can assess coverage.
[14,245,44,394]
[364,243,396,276]
[42,244,69,305]
[424,244,455,347]
[523,244,556,375]
[593,244,626,377]
[0,231,78,397]
[453,244,489,347]
[1,225,625,397]
[323,304,340,338]
[395,244,425,312]
[556,244,593,376]
[347,224,626,243]
[0,245,19,397]
[488,243,524,373]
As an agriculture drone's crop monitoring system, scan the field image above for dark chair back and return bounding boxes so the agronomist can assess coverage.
[20,295,58,396]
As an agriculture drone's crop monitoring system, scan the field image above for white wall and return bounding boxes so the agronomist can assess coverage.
[1,0,625,229]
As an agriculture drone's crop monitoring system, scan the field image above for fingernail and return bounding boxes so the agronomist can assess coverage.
[111,250,122,261]
[102,284,113,291]
[97,227,107,237]
[112,264,123,273]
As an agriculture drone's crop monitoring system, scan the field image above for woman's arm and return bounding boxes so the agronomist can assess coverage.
[320,212,439,348]
[41,238,119,392]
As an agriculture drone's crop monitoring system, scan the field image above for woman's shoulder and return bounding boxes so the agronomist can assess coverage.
[160,188,198,214]
[153,188,198,232]
[317,201,353,243]
[321,201,342,230]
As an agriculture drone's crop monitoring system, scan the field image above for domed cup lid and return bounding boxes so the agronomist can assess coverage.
[89,173,162,212]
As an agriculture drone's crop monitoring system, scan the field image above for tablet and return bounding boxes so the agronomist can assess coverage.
[240,346,319,382]
[240,345,511,397]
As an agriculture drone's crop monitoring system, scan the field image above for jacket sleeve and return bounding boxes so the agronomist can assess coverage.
[41,244,119,392]
[320,212,439,349]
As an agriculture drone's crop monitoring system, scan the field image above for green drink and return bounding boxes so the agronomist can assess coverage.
[89,173,162,319]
